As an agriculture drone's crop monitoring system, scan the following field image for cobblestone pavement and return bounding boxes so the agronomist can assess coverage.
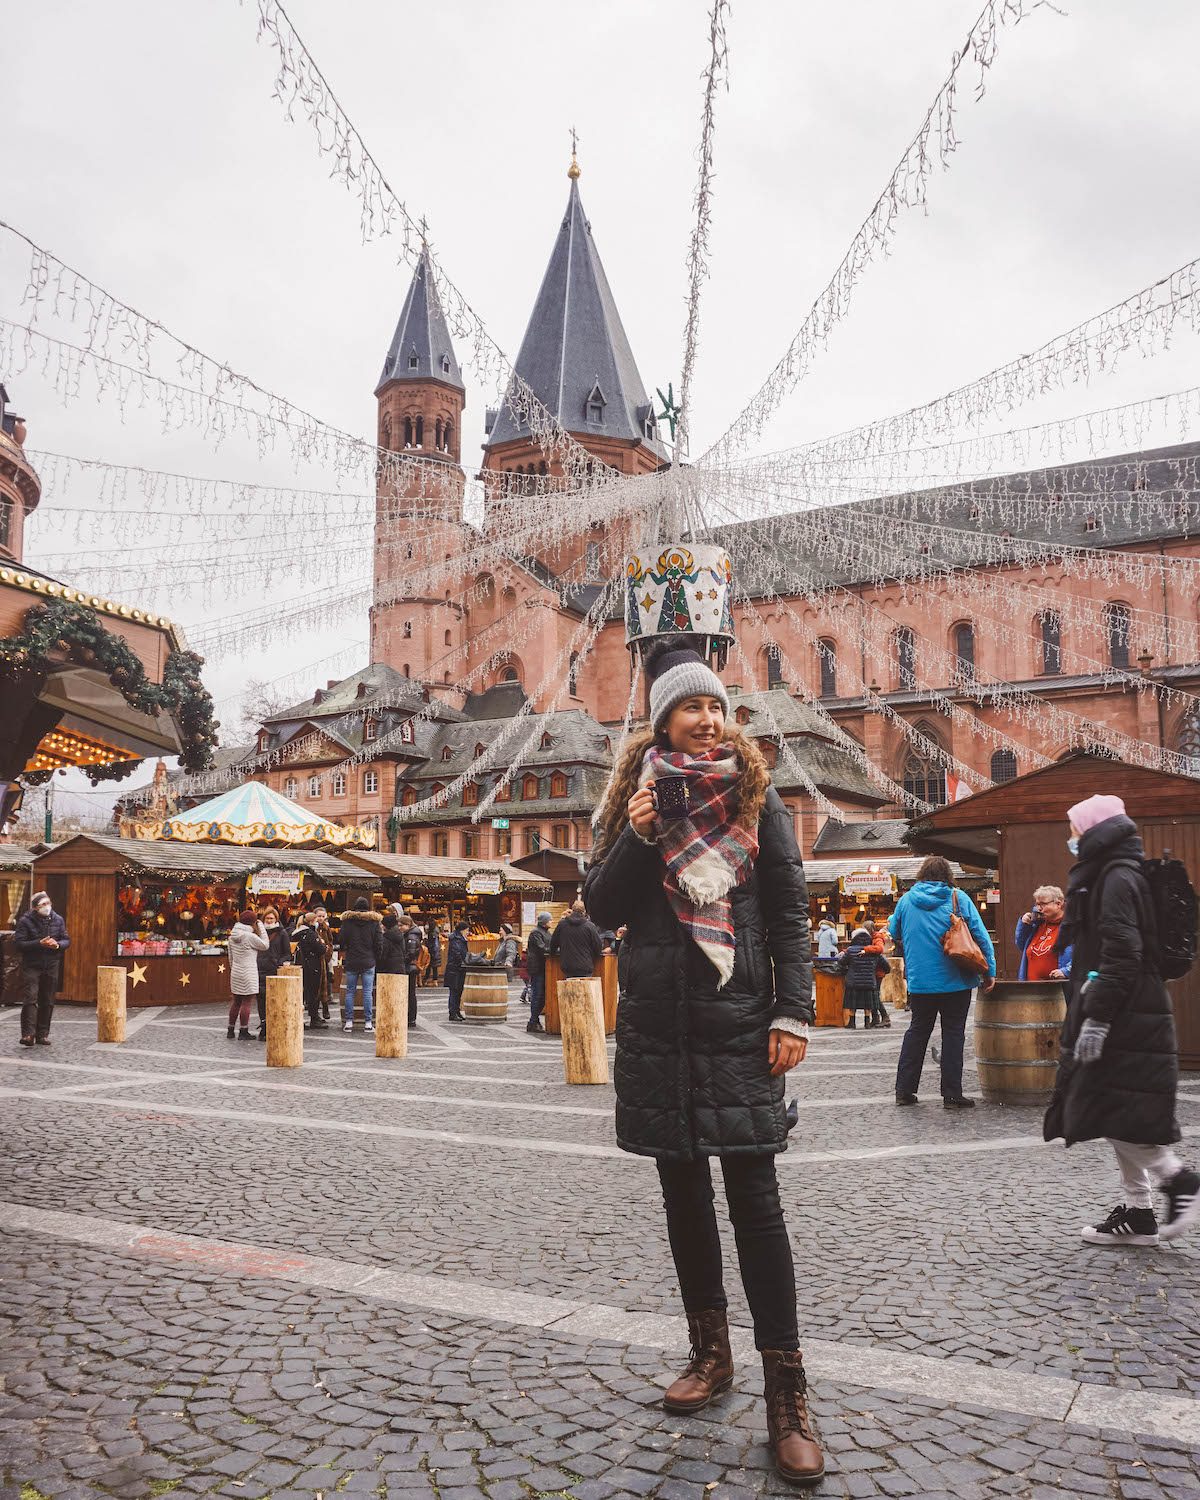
[2,991,1199,1499]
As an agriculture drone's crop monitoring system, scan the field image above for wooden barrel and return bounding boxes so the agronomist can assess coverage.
[463,965,508,1024]
[974,980,1066,1104]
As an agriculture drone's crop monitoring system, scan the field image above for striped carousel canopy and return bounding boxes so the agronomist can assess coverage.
[130,781,377,850]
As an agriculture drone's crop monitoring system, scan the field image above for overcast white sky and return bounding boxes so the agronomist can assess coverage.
[9,0,1200,809]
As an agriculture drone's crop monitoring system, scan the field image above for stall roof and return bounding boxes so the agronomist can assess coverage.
[803,856,988,889]
[905,752,1200,865]
[0,844,34,870]
[340,850,552,893]
[32,833,380,887]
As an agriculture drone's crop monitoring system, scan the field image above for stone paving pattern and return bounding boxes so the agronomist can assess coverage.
[2,994,1199,1498]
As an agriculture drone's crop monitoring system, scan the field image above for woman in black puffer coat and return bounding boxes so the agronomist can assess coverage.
[1044,794,1199,1247]
[584,641,821,1489]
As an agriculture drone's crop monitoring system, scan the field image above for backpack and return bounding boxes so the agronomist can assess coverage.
[1102,852,1197,981]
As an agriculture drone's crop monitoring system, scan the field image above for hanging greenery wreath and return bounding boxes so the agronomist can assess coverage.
[0,599,220,784]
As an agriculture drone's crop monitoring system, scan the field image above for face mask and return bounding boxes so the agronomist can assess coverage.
[35,904,50,917]
[1067,836,1080,856]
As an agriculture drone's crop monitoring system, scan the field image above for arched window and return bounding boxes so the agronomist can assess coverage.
[552,824,571,849]
[443,671,451,684]
[284,777,298,800]
[551,771,568,798]
[433,832,449,857]
[990,749,1018,783]
[402,621,412,639]
[414,415,424,448]
[760,741,777,769]
[1176,709,1200,773]
[401,834,418,855]
[332,772,346,797]
[381,413,392,451]
[443,421,453,453]
[307,775,321,797]
[501,666,519,683]
[462,830,478,857]
[523,828,541,855]
[444,629,452,646]
[953,623,975,683]
[402,664,409,677]
[462,782,478,806]
[817,639,837,698]
[1106,602,1131,668]
[403,416,413,447]
[569,652,579,697]
[494,779,511,802]
[902,750,946,807]
[522,774,539,801]
[894,627,916,690]
[766,643,783,689]
[1040,611,1062,675]
[401,786,417,807]
[434,419,442,449]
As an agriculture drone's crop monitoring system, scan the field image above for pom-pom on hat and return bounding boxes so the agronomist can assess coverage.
[645,639,730,734]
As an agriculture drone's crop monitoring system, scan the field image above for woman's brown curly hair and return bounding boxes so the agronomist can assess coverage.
[594,724,770,852]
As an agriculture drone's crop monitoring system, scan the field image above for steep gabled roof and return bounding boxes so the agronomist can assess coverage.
[485,180,667,457]
[376,246,464,395]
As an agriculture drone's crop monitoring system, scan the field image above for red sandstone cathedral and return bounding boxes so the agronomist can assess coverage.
[236,168,1200,862]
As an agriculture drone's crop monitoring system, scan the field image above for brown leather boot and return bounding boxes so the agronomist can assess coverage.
[661,1308,734,1413]
[761,1350,825,1486]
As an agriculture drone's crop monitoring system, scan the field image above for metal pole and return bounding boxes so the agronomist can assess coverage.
[44,780,54,844]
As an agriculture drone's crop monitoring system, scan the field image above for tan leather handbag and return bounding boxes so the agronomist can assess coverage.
[942,889,989,976]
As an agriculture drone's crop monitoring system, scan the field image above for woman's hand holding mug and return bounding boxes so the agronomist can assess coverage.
[628,787,657,837]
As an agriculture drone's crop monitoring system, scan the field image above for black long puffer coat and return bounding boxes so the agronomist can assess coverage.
[584,785,813,1161]
[1043,814,1181,1148]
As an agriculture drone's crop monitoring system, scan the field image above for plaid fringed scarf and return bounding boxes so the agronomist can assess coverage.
[639,745,759,988]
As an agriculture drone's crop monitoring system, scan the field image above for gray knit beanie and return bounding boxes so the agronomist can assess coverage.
[647,642,729,734]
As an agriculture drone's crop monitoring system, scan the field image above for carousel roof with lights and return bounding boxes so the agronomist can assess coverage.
[125,780,377,849]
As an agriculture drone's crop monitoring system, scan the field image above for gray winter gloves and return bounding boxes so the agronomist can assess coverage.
[1074,1018,1110,1064]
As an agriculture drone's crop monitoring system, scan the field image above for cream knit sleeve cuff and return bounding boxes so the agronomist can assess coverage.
[769,1015,809,1040]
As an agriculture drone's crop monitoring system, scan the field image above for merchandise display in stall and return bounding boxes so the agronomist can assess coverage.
[33,833,379,1006]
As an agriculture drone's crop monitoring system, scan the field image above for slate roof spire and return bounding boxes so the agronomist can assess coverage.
[484,178,666,456]
[376,245,464,395]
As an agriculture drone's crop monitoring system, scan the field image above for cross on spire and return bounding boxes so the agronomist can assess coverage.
[568,127,581,180]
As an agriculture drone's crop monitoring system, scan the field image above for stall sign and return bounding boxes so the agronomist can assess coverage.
[466,869,504,896]
[839,871,896,897]
[522,901,536,926]
[987,888,1001,904]
[248,867,305,896]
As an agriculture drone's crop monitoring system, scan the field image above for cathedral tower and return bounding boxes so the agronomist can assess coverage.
[480,164,667,582]
[371,248,468,689]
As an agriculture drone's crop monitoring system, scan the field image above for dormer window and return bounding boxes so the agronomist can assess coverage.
[441,745,453,761]
[400,720,414,743]
[540,732,552,749]
[364,719,377,742]
[474,743,485,758]
[441,354,451,375]
[408,349,419,370]
[462,782,478,806]
[551,771,568,798]
[257,731,269,754]
[494,779,510,802]
[522,773,539,801]
[585,383,606,424]
[735,706,751,725]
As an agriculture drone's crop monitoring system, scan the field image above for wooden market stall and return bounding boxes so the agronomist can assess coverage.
[33,833,379,1006]
[906,751,1200,1068]
[338,850,553,956]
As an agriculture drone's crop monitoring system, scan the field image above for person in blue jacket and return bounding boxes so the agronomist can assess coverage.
[1014,884,1072,982]
[889,855,996,1108]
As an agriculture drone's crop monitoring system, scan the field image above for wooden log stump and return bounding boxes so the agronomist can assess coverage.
[278,963,302,978]
[375,972,407,1058]
[266,973,303,1068]
[559,976,608,1085]
[97,965,127,1043]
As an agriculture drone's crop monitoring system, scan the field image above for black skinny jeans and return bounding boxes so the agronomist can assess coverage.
[656,1154,798,1352]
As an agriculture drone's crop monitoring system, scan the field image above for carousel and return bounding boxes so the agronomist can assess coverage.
[120,779,377,849]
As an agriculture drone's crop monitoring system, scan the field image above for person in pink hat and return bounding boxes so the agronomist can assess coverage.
[1044,793,1200,1245]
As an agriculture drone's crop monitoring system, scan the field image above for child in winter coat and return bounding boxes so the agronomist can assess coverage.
[836,928,891,1029]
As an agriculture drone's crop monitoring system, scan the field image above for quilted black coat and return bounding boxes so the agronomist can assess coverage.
[584,785,813,1161]
[1043,815,1181,1148]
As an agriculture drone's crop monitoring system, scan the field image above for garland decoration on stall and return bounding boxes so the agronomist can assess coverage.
[0,600,219,782]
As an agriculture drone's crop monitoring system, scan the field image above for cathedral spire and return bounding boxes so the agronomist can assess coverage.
[483,178,665,457]
[376,245,464,396]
